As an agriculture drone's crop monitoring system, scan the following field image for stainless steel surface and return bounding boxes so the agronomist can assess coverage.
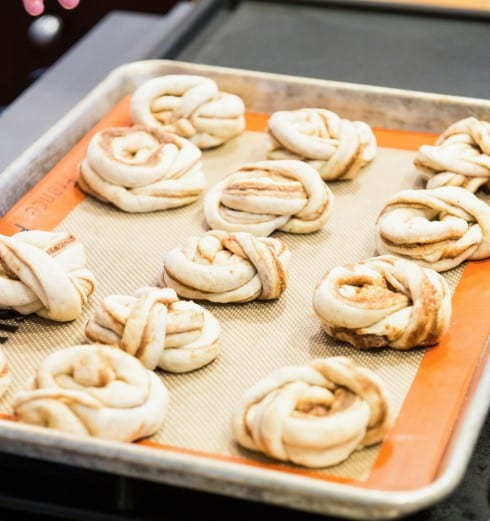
[178,1,490,99]
[0,58,489,520]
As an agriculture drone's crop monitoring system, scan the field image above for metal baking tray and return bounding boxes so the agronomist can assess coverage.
[0,59,489,520]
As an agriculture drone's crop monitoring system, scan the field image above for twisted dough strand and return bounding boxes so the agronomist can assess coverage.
[131,75,245,149]
[78,126,205,213]
[375,186,490,271]
[0,231,96,321]
[204,160,333,236]
[313,255,451,350]
[85,287,221,373]
[160,230,290,303]
[231,356,393,468]
[12,344,168,442]
[267,108,377,181]
[414,117,490,193]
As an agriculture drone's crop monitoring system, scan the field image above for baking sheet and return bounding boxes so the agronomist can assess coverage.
[0,60,488,519]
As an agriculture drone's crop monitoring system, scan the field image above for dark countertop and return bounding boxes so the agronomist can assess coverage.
[0,2,488,520]
[178,0,490,99]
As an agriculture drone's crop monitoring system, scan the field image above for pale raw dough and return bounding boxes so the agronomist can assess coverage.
[0,230,96,321]
[313,255,451,349]
[12,344,168,442]
[160,230,290,303]
[375,186,490,271]
[204,159,333,236]
[231,356,393,468]
[414,117,490,193]
[85,287,221,373]
[78,125,205,212]
[131,75,245,149]
[267,108,377,181]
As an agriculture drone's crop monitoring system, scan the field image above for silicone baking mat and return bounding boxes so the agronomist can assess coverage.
[0,97,488,492]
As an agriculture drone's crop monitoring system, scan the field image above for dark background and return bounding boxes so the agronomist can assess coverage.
[0,0,179,107]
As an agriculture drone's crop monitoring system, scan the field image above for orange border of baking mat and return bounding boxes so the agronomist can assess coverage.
[1,97,489,492]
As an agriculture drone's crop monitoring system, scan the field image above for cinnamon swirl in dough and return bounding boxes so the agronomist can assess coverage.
[0,231,96,321]
[231,356,393,468]
[204,159,333,236]
[131,75,245,149]
[375,186,490,271]
[267,108,377,181]
[78,126,204,212]
[159,230,290,303]
[85,287,221,373]
[0,348,10,399]
[414,117,490,193]
[12,344,168,442]
[313,255,451,350]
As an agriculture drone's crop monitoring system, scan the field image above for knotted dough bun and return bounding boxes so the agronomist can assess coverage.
[204,159,333,236]
[85,287,221,373]
[159,230,290,303]
[0,231,96,321]
[131,75,245,149]
[267,108,377,181]
[12,344,168,442]
[78,125,204,212]
[414,117,490,193]
[313,255,451,350]
[375,186,490,271]
[231,356,393,468]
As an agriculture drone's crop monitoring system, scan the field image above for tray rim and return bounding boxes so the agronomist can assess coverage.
[0,58,489,520]
[0,355,488,520]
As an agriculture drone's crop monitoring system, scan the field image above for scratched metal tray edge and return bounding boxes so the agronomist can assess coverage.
[0,59,489,520]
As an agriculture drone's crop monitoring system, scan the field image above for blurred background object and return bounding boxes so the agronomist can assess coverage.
[27,15,64,47]
[0,1,179,107]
